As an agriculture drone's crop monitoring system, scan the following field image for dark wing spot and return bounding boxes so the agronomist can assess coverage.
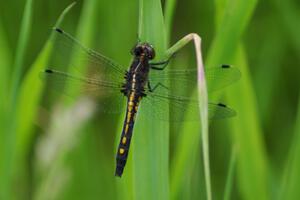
[221,64,231,68]
[54,27,63,34]
[45,69,53,73]
[217,103,227,107]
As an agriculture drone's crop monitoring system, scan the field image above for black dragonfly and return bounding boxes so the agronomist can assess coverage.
[42,28,241,177]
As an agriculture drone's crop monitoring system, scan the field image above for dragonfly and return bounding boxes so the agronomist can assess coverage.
[42,27,241,177]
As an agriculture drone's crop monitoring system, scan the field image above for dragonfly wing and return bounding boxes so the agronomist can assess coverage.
[139,93,198,122]
[143,63,240,121]
[205,65,241,92]
[208,103,236,120]
[149,64,241,95]
[49,28,126,83]
[43,28,128,114]
[140,92,236,122]
[41,69,126,114]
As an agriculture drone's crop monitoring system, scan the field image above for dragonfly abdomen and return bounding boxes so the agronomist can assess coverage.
[115,91,142,177]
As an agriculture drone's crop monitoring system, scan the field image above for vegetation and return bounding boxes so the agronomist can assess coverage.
[0,0,299,199]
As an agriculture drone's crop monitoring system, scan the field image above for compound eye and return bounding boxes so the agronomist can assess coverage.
[134,46,143,56]
[147,47,155,59]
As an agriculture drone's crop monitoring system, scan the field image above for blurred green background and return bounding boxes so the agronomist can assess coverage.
[0,0,300,199]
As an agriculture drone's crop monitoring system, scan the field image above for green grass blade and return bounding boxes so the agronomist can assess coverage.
[48,0,107,198]
[138,0,166,54]
[0,20,11,108]
[133,1,168,199]
[207,0,257,66]
[2,0,298,199]
[0,18,12,200]
[2,0,34,198]
[208,0,269,199]
[170,122,201,199]
[164,0,177,44]
[10,0,33,103]
[280,97,300,199]
[9,3,76,199]
[223,146,236,200]
[252,26,284,122]
[166,34,210,200]
[272,0,300,55]
[228,46,269,199]
[0,18,11,117]
[15,2,76,163]
[62,0,101,102]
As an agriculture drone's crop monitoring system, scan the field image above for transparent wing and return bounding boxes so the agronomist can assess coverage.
[140,92,236,122]
[142,41,240,121]
[41,69,126,114]
[43,28,128,113]
[49,27,126,83]
[149,64,241,95]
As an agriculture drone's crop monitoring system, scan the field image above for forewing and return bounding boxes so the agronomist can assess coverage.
[149,65,241,96]
[49,28,126,83]
[43,28,128,113]
[143,43,239,121]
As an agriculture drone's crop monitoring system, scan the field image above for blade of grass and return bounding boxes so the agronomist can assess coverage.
[166,34,210,200]
[90,1,139,199]
[208,0,269,199]
[0,18,12,200]
[16,1,77,164]
[133,0,168,199]
[170,121,201,199]
[214,0,230,28]
[106,0,139,198]
[164,0,177,44]
[2,0,34,198]
[0,19,11,109]
[165,1,211,198]
[272,0,300,55]
[138,0,166,53]
[223,146,237,200]
[10,0,33,102]
[207,0,257,66]
[11,3,76,199]
[228,46,269,199]
[54,0,110,198]
[279,95,300,199]
[252,25,284,123]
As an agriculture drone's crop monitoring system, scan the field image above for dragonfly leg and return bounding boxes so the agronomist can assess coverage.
[150,55,174,70]
[148,81,168,92]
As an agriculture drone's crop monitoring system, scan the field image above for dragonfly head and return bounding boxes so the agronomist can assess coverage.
[132,43,155,60]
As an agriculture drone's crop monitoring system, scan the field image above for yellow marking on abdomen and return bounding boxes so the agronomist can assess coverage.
[122,137,127,144]
[124,91,139,134]
[129,93,135,101]
[126,112,132,123]
[124,123,129,134]
[119,148,125,154]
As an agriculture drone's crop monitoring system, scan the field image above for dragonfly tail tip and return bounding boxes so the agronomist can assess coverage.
[115,166,124,177]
